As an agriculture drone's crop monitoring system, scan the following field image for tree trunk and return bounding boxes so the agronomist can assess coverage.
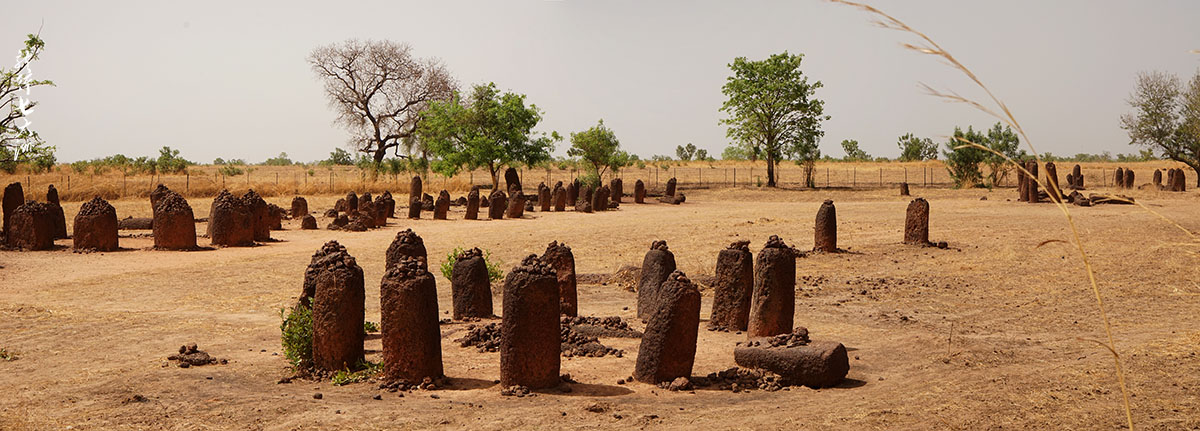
[1190,163,1200,187]
[489,165,500,189]
[373,146,387,165]
[766,154,776,187]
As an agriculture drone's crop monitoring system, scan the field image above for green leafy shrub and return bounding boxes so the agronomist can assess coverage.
[331,360,382,386]
[0,347,17,361]
[364,321,379,333]
[218,164,244,176]
[440,247,504,282]
[279,302,314,368]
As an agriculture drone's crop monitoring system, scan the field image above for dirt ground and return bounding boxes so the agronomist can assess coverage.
[1,184,1197,430]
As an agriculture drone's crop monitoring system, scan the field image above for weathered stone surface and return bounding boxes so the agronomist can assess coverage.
[380,256,443,383]
[2,182,23,236]
[46,185,67,239]
[152,192,197,250]
[149,184,171,209]
[1072,164,1083,189]
[6,201,54,250]
[552,184,566,212]
[408,195,422,219]
[506,191,525,219]
[356,200,378,229]
[1123,168,1135,189]
[710,241,753,331]
[734,339,849,388]
[665,177,677,197]
[1025,160,1039,203]
[566,181,578,207]
[505,167,522,195]
[334,198,347,212]
[592,186,609,213]
[1114,167,1125,189]
[903,198,930,246]
[291,196,308,218]
[748,236,795,337]
[634,179,646,204]
[1017,166,1027,201]
[242,190,270,242]
[637,240,676,320]
[899,182,909,196]
[538,185,551,212]
[300,214,317,229]
[541,241,577,316]
[267,203,285,230]
[410,176,423,204]
[489,190,507,220]
[379,191,396,218]
[118,217,153,230]
[310,242,365,372]
[385,228,428,270]
[345,192,358,212]
[434,190,450,220]
[634,271,701,384]
[421,193,434,211]
[1153,169,1163,189]
[465,187,480,220]
[209,190,254,247]
[610,178,623,204]
[500,255,560,390]
[451,248,493,320]
[73,196,119,251]
[1045,162,1061,202]
[813,200,837,253]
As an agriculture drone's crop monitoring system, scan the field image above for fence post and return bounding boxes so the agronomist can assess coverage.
[852,167,856,187]
[123,173,127,196]
[879,168,882,186]
[67,175,70,191]
[699,168,702,187]
[329,172,333,192]
[186,172,189,192]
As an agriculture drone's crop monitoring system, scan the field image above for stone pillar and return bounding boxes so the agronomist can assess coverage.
[6,201,54,250]
[1123,168,1134,189]
[566,181,578,207]
[610,178,623,204]
[899,182,910,196]
[152,192,197,250]
[2,182,24,236]
[489,190,507,220]
[46,185,67,239]
[345,192,358,212]
[243,190,271,242]
[538,185,551,212]
[903,198,930,245]
[408,195,422,219]
[1114,167,1124,189]
[381,256,443,383]
[634,179,646,204]
[380,191,396,218]
[541,241,577,316]
[552,185,566,212]
[500,255,560,390]
[451,248,493,319]
[1072,164,1083,189]
[465,187,481,220]
[748,236,796,337]
[1045,162,1061,202]
[385,228,428,270]
[665,177,677,197]
[1017,166,1027,202]
[813,200,837,253]
[506,191,524,219]
[310,241,365,372]
[73,196,119,251]
[1153,169,1163,189]
[505,167,522,195]
[592,185,609,212]
[209,190,254,247]
[634,270,700,384]
[637,240,676,320]
[709,240,753,331]
[410,176,423,204]
[1026,161,1040,203]
[291,196,309,218]
[300,215,317,229]
[434,190,450,220]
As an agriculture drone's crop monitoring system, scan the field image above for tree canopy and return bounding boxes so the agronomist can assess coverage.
[567,119,629,181]
[840,139,870,161]
[896,133,937,161]
[1,34,56,173]
[1121,69,1200,185]
[720,51,828,187]
[419,82,559,187]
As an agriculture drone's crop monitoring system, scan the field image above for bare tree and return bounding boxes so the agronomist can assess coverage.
[309,40,455,165]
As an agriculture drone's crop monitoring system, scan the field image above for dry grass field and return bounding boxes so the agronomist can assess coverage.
[0,177,1197,430]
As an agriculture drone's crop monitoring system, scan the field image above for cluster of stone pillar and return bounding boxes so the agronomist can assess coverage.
[1160,168,1187,192]
[1064,164,1084,190]
[1019,161,1040,202]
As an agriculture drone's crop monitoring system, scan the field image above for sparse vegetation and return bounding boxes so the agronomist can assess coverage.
[0,347,17,361]
[440,246,503,283]
[330,360,382,386]
[279,302,314,369]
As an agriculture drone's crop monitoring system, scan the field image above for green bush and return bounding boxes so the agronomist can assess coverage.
[331,360,382,386]
[440,247,504,283]
[279,302,314,368]
[577,172,601,189]
[219,164,244,176]
[364,321,379,333]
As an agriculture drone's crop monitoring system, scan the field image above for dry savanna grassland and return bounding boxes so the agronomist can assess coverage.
[0,161,1198,430]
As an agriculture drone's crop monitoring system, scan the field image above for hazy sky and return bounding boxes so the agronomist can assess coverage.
[3,1,1198,163]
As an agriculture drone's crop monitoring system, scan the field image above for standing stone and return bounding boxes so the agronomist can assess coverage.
[610,178,623,204]
[1153,169,1163,189]
[489,190,507,220]
[345,192,359,212]
[291,196,309,218]
[465,187,481,220]
[566,181,578,207]
[380,256,443,383]
[152,193,197,250]
[73,196,119,251]
[310,241,365,372]
[903,198,930,246]
[500,255,560,390]
[421,193,434,211]
[356,200,377,229]
[1179,169,1188,192]
[552,184,566,212]
[1114,168,1125,189]
[267,204,285,230]
[813,200,837,253]
[592,185,609,212]
[541,241,577,316]
[1123,168,1135,189]
[538,185,551,212]
[451,248,494,319]
[1017,165,1028,202]
[360,192,372,204]
[334,198,347,213]
[300,215,317,229]
[6,201,54,250]
[1072,164,1083,189]
[2,182,24,236]
[434,190,450,220]
[634,270,701,384]
[709,241,753,331]
[506,191,525,219]
[634,179,646,204]
[1025,160,1040,203]
[45,185,67,239]
[149,184,171,209]
[637,240,677,320]
[665,177,677,197]
[385,228,428,270]
[899,182,910,196]
[380,191,396,218]
[372,199,388,226]
[243,190,271,242]
[209,190,254,247]
[575,186,592,213]
[410,176,423,204]
[1045,162,1061,202]
[505,167,522,194]
[748,236,796,337]
[408,195,422,219]
[298,241,344,309]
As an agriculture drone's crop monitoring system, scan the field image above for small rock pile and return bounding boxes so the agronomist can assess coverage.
[167,343,227,368]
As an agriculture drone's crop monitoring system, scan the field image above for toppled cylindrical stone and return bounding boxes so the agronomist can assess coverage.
[733,338,849,388]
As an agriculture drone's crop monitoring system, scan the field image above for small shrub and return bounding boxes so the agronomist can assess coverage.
[0,347,17,361]
[440,246,504,283]
[331,360,382,386]
[279,302,313,368]
[219,164,244,177]
[577,172,601,189]
[364,321,379,333]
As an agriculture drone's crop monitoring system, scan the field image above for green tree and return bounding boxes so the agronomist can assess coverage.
[942,126,987,188]
[1120,70,1200,185]
[896,133,937,161]
[675,143,697,161]
[695,148,710,161]
[1,34,56,172]
[981,122,1024,187]
[721,145,750,160]
[720,51,828,187]
[419,82,559,188]
[263,152,293,166]
[567,119,629,181]
[325,148,354,165]
[840,139,870,161]
[155,146,191,174]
